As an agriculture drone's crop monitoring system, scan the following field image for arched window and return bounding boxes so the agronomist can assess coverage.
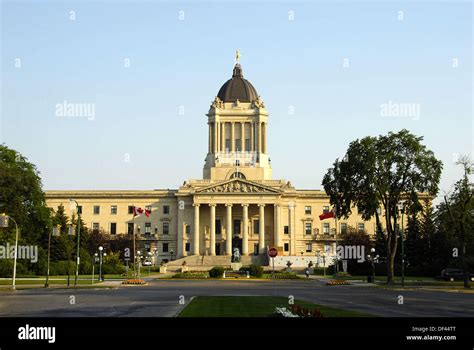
[230,172,246,180]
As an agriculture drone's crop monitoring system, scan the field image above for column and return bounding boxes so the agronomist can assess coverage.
[216,122,220,153]
[274,204,281,247]
[289,203,295,255]
[262,123,266,153]
[221,122,225,152]
[257,122,262,153]
[241,122,245,152]
[209,204,216,256]
[242,204,249,255]
[208,124,211,153]
[250,122,255,152]
[231,122,235,152]
[226,204,233,255]
[193,204,200,255]
[258,204,265,254]
[213,122,218,154]
[177,200,184,258]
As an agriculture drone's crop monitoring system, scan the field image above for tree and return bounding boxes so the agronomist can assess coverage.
[442,156,474,288]
[0,144,51,244]
[340,226,373,274]
[322,129,442,284]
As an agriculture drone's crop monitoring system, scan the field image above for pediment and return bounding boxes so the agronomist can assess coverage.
[196,179,281,194]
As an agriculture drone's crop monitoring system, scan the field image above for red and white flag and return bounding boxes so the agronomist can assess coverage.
[133,206,150,218]
[319,209,335,221]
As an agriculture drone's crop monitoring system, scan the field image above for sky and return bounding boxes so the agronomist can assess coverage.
[1,0,472,204]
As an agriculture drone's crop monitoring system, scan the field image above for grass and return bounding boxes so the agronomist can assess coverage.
[178,296,373,317]
[0,279,99,285]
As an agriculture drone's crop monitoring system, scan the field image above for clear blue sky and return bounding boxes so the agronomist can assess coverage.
[1,1,472,203]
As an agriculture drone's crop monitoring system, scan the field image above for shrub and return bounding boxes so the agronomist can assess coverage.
[249,264,263,278]
[209,266,225,278]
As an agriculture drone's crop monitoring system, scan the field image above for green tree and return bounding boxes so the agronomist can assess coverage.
[442,156,474,288]
[322,129,442,284]
[0,144,51,244]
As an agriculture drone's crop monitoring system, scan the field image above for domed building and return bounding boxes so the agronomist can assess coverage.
[45,55,405,270]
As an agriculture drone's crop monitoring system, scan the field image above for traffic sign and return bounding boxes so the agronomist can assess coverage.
[268,247,278,258]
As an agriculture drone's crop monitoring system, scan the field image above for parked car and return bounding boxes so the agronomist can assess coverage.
[142,260,152,266]
[440,268,474,282]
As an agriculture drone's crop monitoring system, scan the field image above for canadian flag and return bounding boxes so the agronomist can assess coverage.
[319,209,335,221]
[133,206,151,218]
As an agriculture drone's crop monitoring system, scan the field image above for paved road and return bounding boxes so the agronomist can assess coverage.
[0,278,472,317]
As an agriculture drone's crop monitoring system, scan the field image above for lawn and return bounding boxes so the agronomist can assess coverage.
[0,279,99,285]
[178,296,373,317]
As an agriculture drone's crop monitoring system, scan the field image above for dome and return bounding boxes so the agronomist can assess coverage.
[217,64,259,102]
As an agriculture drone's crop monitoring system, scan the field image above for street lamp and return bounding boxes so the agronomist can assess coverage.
[69,199,81,287]
[367,247,379,284]
[98,246,106,282]
[0,214,19,290]
[45,225,60,288]
[147,252,152,275]
[137,250,142,279]
[92,253,99,284]
[170,249,175,261]
[397,201,406,287]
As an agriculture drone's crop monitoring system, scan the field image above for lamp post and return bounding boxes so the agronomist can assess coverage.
[45,225,60,288]
[69,199,81,287]
[397,201,405,288]
[367,247,379,284]
[147,252,152,275]
[92,253,99,284]
[137,250,141,279]
[98,246,106,282]
[0,214,19,290]
[170,249,175,261]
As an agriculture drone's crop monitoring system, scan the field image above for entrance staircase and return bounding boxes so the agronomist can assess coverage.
[165,254,268,272]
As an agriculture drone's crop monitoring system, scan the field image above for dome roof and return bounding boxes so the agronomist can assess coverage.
[217,64,259,102]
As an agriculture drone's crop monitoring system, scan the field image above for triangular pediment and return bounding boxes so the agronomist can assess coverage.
[196,179,281,194]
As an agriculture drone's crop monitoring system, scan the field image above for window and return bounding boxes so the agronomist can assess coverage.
[185,225,191,235]
[185,243,190,252]
[163,222,170,235]
[145,205,152,213]
[305,206,312,215]
[341,223,348,235]
[111,205,117,215]
[323,206,329,214]
[128,206,134,214]
[127,223,134,235]
[110,223,117,235]
[324,244,331,254]
[236,139,241,151]
[284,226,289,234]
[93,206,100,215]
[305,222,312,235]
[163,205,170,215]
[323,223,330,235]
[216,219,222,235]
[144,243,150,252]
[306,243,312,253]
[253,220,260,234]
[235,159,240,166]
[145,222,151,235]
[230,172,246,179]
[284,243,289,252]
[245,139,250,152]
[253,244,259,255]
[162,243,169,253]
[358,223,365,232]
[92,223,99,232]
[225,139,231,151]
[77,206,82,214]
